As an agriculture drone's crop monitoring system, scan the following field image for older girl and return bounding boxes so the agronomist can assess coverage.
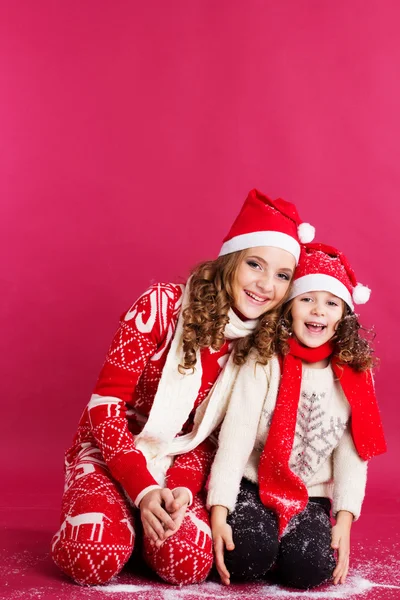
[51,189,314,586]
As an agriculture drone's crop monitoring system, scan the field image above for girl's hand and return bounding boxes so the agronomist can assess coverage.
[139,488,178,546]
[160,487,191,546]
[331,510,353,585]
[211,506,235,586]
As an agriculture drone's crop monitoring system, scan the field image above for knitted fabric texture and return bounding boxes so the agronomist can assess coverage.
[258,338,386,535]
[51,469,213,586]
[206,355,368,520]
[134,278,258,484]
[66,283,231,506]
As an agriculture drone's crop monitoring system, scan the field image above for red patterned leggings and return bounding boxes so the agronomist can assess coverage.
[51,470,213,586]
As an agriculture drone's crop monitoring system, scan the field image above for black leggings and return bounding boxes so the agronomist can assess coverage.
[224,479,336,590]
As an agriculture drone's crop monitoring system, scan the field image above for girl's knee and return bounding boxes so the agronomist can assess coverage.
[279,563,334,589]
[52,474,135,584]
[278,503,335,588]
[51,505,135,586]
[225,535,279,581]
[278,549,335,589]
[143,533,213,585]
[226,509,279,581]
[52,537,133,585]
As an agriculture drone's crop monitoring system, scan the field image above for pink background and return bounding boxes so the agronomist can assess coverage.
[1,0,399,509]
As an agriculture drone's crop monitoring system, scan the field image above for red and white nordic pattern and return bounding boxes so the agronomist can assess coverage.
[63,283,230,503]
[143,495,213,585]
[51,467,213,586]
[51,470,135,585]
[52,282,230,584]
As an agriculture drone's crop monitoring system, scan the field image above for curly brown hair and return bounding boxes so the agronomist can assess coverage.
[276,301,376,372]
[179,252,289,371]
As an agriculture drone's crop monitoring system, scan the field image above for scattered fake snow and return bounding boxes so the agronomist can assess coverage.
[2,570,400,600]
[94,574,400,599]
[2,540,400,600]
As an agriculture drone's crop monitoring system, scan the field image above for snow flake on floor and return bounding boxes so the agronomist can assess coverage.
[1,537,400,600]
[93,573,400,599]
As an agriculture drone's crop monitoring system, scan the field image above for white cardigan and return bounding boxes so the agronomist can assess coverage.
[207,355,368,520]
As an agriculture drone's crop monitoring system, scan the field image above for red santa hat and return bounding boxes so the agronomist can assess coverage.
[287,243,371,310]
[219,188,315,264]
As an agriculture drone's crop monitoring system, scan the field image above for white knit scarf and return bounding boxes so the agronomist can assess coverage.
[134,280,258,484]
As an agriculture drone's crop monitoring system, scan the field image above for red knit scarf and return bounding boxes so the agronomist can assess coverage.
[258,337,387,537]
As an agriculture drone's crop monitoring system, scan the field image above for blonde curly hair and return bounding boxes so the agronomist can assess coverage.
[179,251,291,371]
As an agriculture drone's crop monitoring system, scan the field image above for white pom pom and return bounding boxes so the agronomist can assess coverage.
[352,283,371,304]
[298,222,315,243]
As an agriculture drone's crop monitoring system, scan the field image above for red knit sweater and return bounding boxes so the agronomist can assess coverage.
[66,283,231,502]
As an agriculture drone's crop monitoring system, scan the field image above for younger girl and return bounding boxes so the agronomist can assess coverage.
[208,243,386,590]
[51,189,315,586]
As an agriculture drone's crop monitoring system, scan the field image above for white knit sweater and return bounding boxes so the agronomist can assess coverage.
[207,355,368,520]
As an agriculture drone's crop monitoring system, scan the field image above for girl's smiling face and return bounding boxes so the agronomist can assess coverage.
[232,246,295,319]
[290,291,345,348]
